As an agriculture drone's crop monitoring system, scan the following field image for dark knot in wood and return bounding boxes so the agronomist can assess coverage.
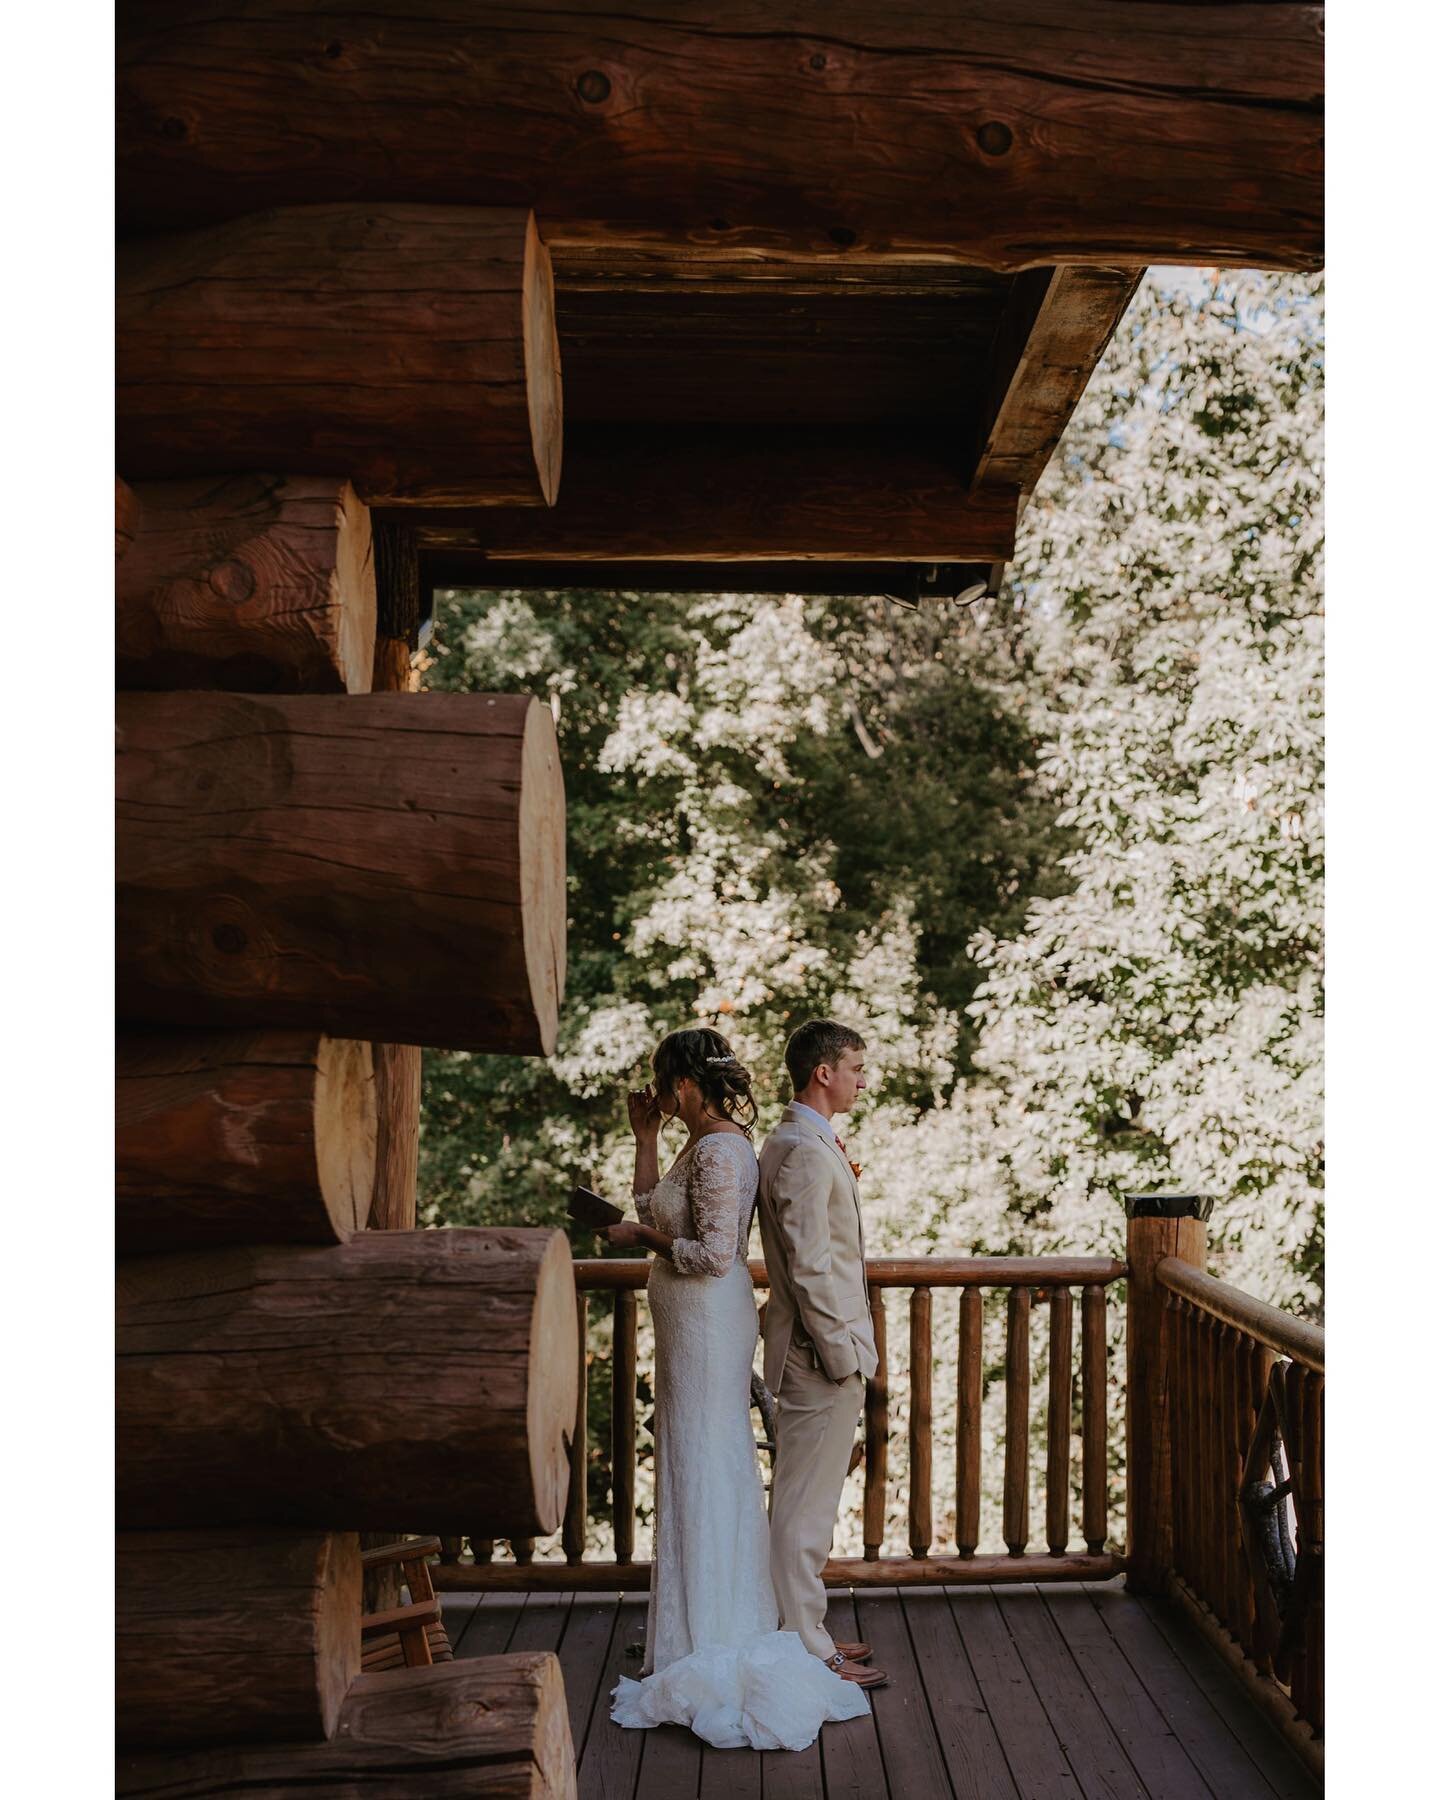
[160,117,187,141]
[829,226,857,248]
[576,70,611,104]
[211,922,248,955]
[976,121,1014,157]
[809,53,827,71]
[208,557,256,606]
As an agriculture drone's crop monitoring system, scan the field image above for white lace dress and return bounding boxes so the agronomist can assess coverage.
[609,1131,869,1751]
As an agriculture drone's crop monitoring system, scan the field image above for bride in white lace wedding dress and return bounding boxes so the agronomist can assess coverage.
[603,1027,869,1752]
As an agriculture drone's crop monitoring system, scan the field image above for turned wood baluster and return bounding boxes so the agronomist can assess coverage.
[1004,1286,1031,1555]
[957,1286,983,1557]
[1301,1368,1324,1737]
[1229,1332,1256,1657]
[863,1285,888,1560]
[908,1287,933,1557]
[1284,1359,1308,1723]
[438,1537,464,1565]
[1046,1287,1074,1554]
[1216,1324,1234,1635]
[511,1538,535,1565]
[1081,1284,1107,1553]
[1242,1338,1274,1670]
[1180,1303,1202,1598]
[563,1292,589,1564]
[1202,1313,1222,1611]
[1219,1325,1242,1636]
[612,1288,637,1564]
[1173,1298,1193,1583]
[469,1538,494,1564]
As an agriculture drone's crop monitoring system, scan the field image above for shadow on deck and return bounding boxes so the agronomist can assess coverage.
[442,1577,1318,1800]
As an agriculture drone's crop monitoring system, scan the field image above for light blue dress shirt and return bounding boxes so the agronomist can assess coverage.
[789,1100,839,1144]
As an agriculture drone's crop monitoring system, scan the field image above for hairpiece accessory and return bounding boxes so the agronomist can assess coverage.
[705,1054,738,1066]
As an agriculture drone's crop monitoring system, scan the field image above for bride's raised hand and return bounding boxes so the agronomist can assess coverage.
[627,1082,663,1141]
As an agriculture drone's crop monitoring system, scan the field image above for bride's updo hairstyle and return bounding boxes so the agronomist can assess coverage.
[652,1026,758,1138]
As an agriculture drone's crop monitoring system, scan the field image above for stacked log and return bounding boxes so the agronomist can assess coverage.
[117,474,376,694]
[116,1032,376,1253]
[116,1654,577,1798]
[115,689,567,1055]
[116,204,561,507]
[116,1228,580,1538]
[116,1531,361,1748]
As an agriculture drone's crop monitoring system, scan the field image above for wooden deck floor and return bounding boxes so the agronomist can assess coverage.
[441,1578,1318,1800]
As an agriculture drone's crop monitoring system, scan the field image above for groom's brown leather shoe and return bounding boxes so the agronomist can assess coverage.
[831,1639,872,1662]
[826,1652,888,1688]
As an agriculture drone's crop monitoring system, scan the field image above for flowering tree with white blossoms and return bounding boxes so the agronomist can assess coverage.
[420,265,1322,1558]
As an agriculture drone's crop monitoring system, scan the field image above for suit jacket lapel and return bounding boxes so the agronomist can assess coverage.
[781,1104,865,1244]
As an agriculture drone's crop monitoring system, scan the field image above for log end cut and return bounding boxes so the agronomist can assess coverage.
[524,216,563,508]
[520,698,567,1058]
[115,1031,376,1254]
[528,1227,582,1535]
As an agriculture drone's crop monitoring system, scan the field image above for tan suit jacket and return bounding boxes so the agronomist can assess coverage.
[756,1104,877,1392]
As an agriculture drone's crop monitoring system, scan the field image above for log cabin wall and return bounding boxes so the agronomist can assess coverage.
[114,192,577,1781]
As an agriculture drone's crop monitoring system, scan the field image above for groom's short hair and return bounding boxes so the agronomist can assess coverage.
[785,1019,866,1095]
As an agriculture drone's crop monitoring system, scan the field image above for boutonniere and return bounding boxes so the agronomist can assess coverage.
[848,1159,863,1181]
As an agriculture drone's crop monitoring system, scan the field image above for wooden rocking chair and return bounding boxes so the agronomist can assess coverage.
[360,1536,453,1673]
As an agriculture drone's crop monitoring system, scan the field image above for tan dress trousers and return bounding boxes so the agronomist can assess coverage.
[768,1341,865,1660]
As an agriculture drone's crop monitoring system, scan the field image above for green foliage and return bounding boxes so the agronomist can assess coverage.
[418,587,1068,1229]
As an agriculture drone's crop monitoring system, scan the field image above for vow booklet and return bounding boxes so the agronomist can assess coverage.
[567,1184,624,1230]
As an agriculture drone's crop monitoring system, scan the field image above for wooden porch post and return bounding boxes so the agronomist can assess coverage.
[1124,1193,1211,1593]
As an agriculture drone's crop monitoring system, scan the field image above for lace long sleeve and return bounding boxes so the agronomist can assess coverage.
[633,1185,658,1225]
[670,1138,743,1277]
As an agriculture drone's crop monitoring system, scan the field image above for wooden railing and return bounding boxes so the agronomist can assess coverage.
[434,1255,1126,1591]
[1157,1257,1324,1755]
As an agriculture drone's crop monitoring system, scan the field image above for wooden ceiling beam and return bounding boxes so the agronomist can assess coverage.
[387,431,1018,564]
[117,3,1323,272]
[420,551,999,604]
[972,266,1144,491]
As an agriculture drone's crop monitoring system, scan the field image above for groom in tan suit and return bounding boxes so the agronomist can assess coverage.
[757,1020,887,1688]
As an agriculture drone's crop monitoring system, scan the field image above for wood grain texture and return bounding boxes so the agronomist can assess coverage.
[116,1653,577,1798]
[116,1529,360,1749]
[116,1228,579,1536]
[115,690,566,1055]
[1081,1283,1108,1553]
[116,204,560,507]
[1156,1257,1324,1372]
[1125,1213,1207,1591]
[1046,1286,1074,1555]
[116,3,1323,271]
[973,265,1143,488]
[1004,1286,1031,1555]
[118,473,375,694]
[610,1289,637,1565]
[956,1284,983,1557]
[433,1550,1121,1592]
[116,1030,376,1253]
[391,429,1017,561]
[862,1284,888,1558]
[366,1042,420,1232]
[908,1286,933,1557]
[117,476,142,564]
